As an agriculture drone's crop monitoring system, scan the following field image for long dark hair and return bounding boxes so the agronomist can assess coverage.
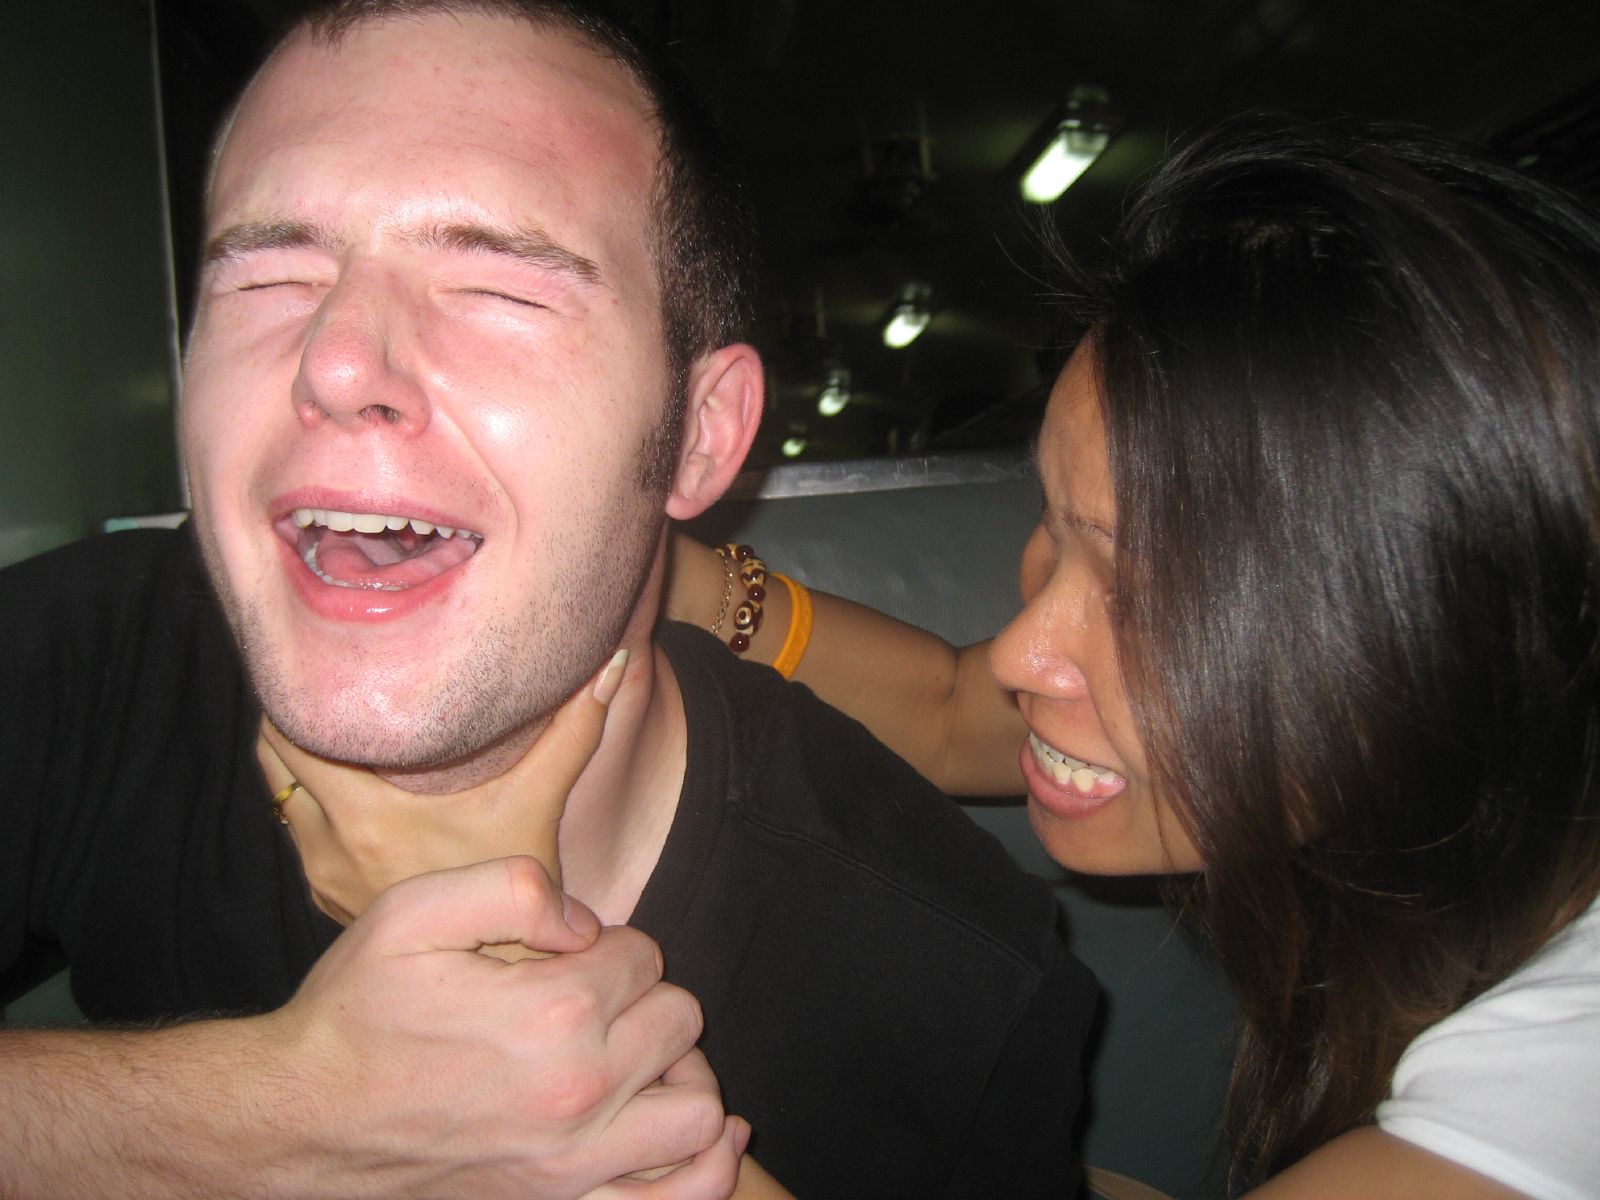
[1088,115,1600,1183]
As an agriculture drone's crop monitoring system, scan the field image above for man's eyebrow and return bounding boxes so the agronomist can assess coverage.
[203,220,332,264]
[417,222,604,287]
[201,220,606,289]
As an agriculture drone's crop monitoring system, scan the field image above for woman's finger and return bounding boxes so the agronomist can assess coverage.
[500,647,630,800]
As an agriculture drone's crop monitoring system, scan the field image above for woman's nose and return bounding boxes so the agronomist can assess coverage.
[989,584,1093,703]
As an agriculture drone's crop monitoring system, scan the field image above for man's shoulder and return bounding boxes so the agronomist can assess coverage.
[4,526,230,688]
[650,622,1095,1198]
[2,526,205,613]
[657,619,1065,969]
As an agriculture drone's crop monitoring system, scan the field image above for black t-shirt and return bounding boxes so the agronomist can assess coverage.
[2,528,1096,1197]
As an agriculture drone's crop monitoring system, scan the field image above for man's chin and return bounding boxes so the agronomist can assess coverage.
[265,706,475,773]
[249,651,578,788]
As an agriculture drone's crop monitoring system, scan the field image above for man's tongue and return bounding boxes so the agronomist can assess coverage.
[306,527,479,590]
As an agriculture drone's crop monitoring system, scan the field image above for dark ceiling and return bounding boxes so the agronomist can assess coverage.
[157,0,1600,468]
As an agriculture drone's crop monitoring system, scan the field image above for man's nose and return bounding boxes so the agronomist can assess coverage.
[292,276,431,434]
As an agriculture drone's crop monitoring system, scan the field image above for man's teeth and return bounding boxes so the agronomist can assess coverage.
[291,507,481,540]
[1028,732,1121,795]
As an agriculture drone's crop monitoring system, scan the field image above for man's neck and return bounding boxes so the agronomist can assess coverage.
[265,628,689,932]
[555,638,687,924]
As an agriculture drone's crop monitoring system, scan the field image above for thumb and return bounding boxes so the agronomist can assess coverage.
[366,855,601,957]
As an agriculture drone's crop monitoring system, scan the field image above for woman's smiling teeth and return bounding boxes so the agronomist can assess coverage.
[1028,731,1123,795]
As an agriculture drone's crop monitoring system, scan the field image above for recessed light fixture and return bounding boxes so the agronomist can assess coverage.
[781,435,808,458]
[882,284,932,349]
[1021,86,1114,205]
[817,366,851,416]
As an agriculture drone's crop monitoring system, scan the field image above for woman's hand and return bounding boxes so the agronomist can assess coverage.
[257,649,629,945]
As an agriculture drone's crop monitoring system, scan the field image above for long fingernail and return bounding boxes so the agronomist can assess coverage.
[592,647,629,705]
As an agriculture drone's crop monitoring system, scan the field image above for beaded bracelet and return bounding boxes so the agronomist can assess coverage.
[713,543,767,653]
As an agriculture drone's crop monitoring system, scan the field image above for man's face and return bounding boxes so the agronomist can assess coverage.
[182,13,675,772]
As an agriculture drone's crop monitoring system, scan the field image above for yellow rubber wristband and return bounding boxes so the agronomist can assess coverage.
[770,574,814,679]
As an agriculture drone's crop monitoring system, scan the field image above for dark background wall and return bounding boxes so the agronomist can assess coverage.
[0,2,181,569]
[6,0,1600,565]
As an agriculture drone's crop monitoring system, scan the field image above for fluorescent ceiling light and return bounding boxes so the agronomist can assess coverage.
[816,367,851,416]
[882,301,931,349]
[817,384,849,417]
[1021,122,1110,204]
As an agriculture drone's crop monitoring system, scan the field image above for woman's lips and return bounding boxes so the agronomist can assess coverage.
[1020,730,1126,819]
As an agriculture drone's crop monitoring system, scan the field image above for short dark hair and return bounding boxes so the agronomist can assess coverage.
[1085,114,1600,1183]
[287,0,754,437]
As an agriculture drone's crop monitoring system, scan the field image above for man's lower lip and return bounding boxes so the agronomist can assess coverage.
[278,535,461,621]
[1018,742,1120,820]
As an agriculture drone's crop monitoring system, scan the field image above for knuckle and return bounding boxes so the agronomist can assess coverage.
[606,924,667,978]
[527,1059,612,1125]
[658,983,705,1041]
[680,1090,726,1151]
[501,854,556,912]
[537,977,605,1034]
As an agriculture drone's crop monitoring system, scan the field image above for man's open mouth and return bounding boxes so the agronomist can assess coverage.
[290,506,482,591]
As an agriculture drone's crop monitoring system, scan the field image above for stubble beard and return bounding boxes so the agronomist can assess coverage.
[208,414,678,775]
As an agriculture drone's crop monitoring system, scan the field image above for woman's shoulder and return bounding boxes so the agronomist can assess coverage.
[1463,893,1600,1015]
[1374,894,1600,1199]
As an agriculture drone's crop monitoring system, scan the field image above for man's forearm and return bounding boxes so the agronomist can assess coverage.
[0,861,732,1200]
[0,1018,300,1199]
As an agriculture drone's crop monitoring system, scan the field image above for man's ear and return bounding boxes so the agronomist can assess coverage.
[665,343,764,520]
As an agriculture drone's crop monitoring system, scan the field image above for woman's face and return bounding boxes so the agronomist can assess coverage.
[990,345,1202,875]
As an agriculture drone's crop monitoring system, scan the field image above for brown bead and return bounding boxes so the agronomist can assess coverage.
[730,633,751,653]
[747,583,766,603]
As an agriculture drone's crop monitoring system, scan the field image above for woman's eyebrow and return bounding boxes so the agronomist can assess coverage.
[1030,435,1114,543]
[1062,508,1115,544]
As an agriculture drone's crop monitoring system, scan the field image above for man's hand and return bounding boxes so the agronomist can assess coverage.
[272,851,734,1199]
[0,856,732,1200]
[260,856,727,1197]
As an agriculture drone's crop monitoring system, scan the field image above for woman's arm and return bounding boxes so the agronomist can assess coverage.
[1245,1127,1525,1200]
[666,534,1025,796]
